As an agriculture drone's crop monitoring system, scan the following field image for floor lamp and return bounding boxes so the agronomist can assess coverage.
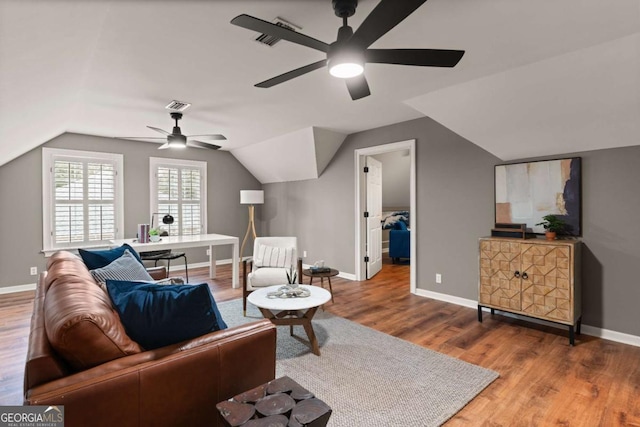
[240,190,264,259]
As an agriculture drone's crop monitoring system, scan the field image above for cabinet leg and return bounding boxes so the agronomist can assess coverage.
[490,308,495,315]
[477,305,483,322]
[569,325,575,346]
[577,318,582,335]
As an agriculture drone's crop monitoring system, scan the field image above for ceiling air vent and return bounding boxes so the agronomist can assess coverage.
[165,100,191,112]
[255,17,301,47]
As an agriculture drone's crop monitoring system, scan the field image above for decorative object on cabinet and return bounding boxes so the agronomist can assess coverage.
[490,223,533,239]
[478,237,582,345]
[535,214,567,240]
[494,157,581,236]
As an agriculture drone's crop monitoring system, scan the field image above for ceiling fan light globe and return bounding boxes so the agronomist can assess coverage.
[329,62,364,78]
[167,140,187,149]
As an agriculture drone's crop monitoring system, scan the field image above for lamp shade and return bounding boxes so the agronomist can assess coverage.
[240,190,264,205]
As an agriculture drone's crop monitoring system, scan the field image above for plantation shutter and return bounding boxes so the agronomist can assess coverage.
[155,164,203,236]
[52,158,117,246]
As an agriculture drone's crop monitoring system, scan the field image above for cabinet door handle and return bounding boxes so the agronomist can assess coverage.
[522,272,528,280]
[514,271,520,278]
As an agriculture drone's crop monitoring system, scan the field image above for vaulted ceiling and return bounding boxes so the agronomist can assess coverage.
[1,0,638,173]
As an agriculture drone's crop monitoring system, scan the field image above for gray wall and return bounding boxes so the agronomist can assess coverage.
[263,116,498,302]
[0,132,261,288]
[264,116,640,337]
[519,147,640,336]
[373,150,411,208]
[3,120,639,337]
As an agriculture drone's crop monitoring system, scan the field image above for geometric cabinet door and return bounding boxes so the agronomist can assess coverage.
[479,240,522,310]
[520,243,573,322]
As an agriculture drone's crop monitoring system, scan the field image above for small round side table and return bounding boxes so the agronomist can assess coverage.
[302,268,339,303]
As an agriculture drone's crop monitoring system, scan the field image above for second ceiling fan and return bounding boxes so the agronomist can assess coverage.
[124,112,226,150]
[231,0,465,100]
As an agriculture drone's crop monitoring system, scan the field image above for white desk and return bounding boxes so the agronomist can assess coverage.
[110,234,239,288]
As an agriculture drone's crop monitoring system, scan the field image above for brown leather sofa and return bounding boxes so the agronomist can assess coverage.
[24,251,276,427]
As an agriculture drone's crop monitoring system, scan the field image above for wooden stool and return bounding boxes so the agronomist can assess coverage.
[217,376,331,427]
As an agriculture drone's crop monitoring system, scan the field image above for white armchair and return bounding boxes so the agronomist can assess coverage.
[243,236,302,316]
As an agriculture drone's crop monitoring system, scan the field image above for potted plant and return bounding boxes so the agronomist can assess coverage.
[286,265,298,286]
[148,228,161,242]
[536,214,566,240]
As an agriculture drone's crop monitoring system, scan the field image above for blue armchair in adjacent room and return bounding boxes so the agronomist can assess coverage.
[389,221,410,263]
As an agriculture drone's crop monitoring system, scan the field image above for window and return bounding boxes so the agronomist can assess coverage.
[150,157,207,236]
[42,148,124,254]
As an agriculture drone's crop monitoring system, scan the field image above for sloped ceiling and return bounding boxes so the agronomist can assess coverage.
[1,0,639,174]
[406,33,640,160]
[231,127,346,184]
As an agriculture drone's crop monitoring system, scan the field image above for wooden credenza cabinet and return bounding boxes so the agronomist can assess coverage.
[477,237,582,345]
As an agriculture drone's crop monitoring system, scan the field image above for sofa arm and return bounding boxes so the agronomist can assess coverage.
[26,320,276,427]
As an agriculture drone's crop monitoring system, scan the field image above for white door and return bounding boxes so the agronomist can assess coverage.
[366,156,383,279]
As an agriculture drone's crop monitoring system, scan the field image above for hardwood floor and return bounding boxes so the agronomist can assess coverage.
[2,259,640,426]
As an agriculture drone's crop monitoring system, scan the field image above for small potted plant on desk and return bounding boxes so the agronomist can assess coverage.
[148,228,161,242]
[536,214,566,240]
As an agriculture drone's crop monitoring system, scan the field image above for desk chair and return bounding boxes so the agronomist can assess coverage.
[139,214,188,281]
[139,250,189,282]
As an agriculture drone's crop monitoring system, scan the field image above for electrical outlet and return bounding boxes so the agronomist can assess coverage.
[30,267,38,276]
[303,251,307,258]
[206,249,210,256]
[435,273,442,284]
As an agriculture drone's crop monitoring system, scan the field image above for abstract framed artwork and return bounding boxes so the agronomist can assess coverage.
[495,157,581,236]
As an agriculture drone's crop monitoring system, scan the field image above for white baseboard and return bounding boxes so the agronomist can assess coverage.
[337,272,356,281]
[580,325,640,347]
[301,263,356,282]
[0,259,236,293]
[165,258,233,273]
[8,270,635,348]
[0,283,37,295]
[414,288,640,348]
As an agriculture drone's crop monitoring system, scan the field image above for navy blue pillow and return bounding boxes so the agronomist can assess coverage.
[106,281,227,350]
[79,244,143,270]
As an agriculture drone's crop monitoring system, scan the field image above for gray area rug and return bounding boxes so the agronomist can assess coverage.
[218,299,499,427]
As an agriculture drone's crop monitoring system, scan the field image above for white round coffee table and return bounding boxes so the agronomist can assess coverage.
[248,285,331,356]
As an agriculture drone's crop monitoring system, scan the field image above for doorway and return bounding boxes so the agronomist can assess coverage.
[354,139,416,293]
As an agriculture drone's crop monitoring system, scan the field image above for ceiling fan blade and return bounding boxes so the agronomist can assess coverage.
[366,48,465,67]
[345,75,371,100]
[231,14,330,53]
[256,59,327,88]
[158,143,170,150]
[186,134,227,141]
[188,140,221,150]
[117,136,167,140]
[147,126,170,135]
[349,0,428,50]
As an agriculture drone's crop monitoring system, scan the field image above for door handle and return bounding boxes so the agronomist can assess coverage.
[522,272,528,280]
[514,271,520,278]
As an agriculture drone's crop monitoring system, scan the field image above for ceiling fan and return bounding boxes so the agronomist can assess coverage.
[231,0,465,100]
[122,112,226,150]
